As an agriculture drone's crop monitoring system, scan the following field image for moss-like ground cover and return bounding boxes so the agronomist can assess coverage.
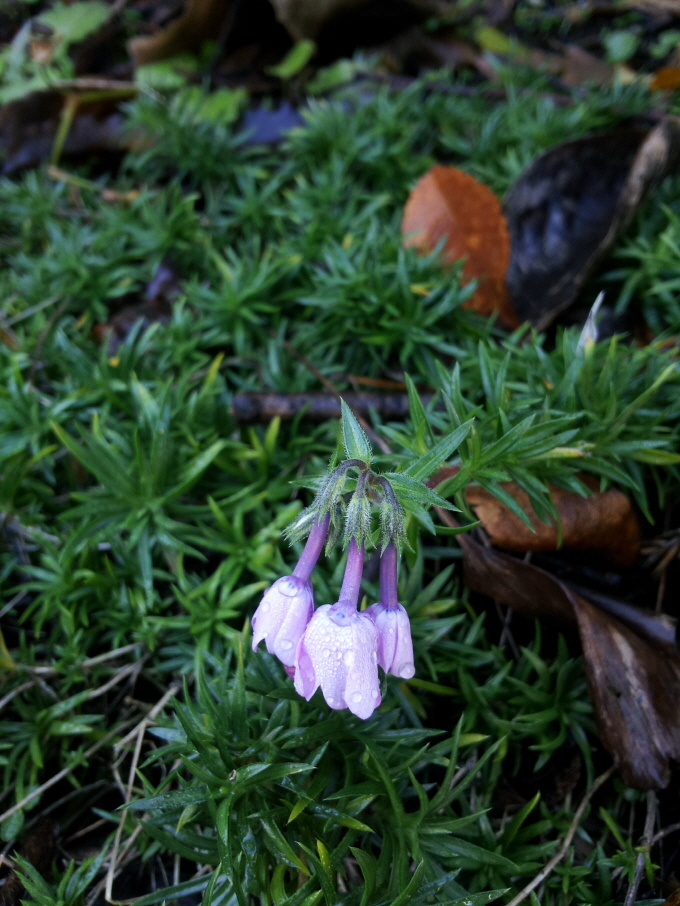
[2,67,680,905]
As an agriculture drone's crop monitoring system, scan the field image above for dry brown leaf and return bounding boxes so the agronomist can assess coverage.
[92,260,182,353]
[662,888,680,906]
[571,592,680,790]
[128,0,228,66]
[268,0,439,41]
[555,44,616,88]
[457,528,680,788]
[465,477,640,568]
[402,165,517,327]
[651,66,680,91]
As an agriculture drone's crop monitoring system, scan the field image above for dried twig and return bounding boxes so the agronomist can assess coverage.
[0,680,38,714]
[623,791,657,906]
[505,765,616,906]
[25,642,143,676]
[231,391,430,425]
[105,682,181,903]
[274,338,394,455]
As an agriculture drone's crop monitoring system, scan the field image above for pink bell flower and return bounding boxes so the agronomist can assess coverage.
[251,575,314,667]
[294,539,381,719]
[365,542,415,679]
[251,512,329,667]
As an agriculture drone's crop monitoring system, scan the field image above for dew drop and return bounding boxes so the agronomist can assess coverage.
[388,627,395,636]
[279,639,293,650]
[336,650,342,660]
[262,601,271,613]
[397,662,415,679]
[351,692,362,704]
[323,648,331,658]
[280,577,298,596]
[372,651,377,664]
[343,650,355,667]
[327,696,334,705]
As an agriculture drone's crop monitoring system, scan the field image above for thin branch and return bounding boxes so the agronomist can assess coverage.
[505,765,616,906]
[0,680,37,714]
[650,820,680,847]
[623,791,657,906]
[25,642,143,676]
[106,682,181,903]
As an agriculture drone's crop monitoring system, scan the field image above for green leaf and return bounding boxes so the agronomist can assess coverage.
[117,875,212,906]
[341,399,372,463]
[126,785,209,810]
[40,1,109,45]
[386,472,459,511]
[630,448,680,465]
[403,421,474,481]
[443,891,509,906]
[267,40,316,79]
[350,847,377,906]
[388,860,425,906]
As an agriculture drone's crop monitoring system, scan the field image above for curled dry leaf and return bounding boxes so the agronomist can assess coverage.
[401,165,517,327]
[456,527,680,789]
[571,592,680,791]
[128,0,228,66]
[268,0,439,41]
[92,260,182,353]
[503,117,680,330]
[466,476,640,568]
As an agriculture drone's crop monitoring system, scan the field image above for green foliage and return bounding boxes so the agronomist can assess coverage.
[1,65,678,904]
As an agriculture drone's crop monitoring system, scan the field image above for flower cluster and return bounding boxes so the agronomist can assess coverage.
[251,454,415,720]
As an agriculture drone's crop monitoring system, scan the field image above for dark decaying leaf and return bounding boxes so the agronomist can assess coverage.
[466,476,640,568]
[0,817,58,906]
[571,592,680,790]
[503,117,680,329]
[458,529,680,789]
[128,0,229,66]
[92,260,183,353]
[0,90,128,175]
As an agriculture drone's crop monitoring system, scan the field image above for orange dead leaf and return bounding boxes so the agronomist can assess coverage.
[650,67,680,91]
[401,165,517,327]
[465,476,640,568]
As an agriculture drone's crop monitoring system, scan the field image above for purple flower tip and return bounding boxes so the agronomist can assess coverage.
[251,575,314,667]
[293,604,381,720]
[365,602,415,679]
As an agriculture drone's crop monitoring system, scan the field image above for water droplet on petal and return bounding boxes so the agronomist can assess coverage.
[280,577,299,596]
[262,601,271,613]
[336,651,342,660]
[388,627,395,635]
[343,650,355,667]
[351,692,362,704]
[372,652,377,664]
[397,662,415,679]
[327,696,334,705]
[323,648,331,658]
[279,639,293,650]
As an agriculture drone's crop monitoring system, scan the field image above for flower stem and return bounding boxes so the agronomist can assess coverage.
[337,538,365,610]
[293,511,331,581]
[379,541,399,609]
